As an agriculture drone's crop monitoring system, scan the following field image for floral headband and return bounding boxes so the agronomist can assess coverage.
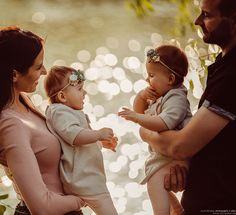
[50,70,85,98]
[147,49,183,78]
[66,70,85,86]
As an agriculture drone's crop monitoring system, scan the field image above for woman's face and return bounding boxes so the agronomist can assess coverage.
[14,48,46,93]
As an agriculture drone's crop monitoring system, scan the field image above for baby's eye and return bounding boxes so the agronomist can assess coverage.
[149,74,154,78]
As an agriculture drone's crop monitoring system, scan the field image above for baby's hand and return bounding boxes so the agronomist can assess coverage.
[139,87,159,101]
[118,107,139,123]
[101,136,118,152]
[98,128,114,141]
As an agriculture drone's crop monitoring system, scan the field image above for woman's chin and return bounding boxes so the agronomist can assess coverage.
[26,87,37,93]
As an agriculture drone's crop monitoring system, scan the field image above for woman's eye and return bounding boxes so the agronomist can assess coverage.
[37,65,43,70]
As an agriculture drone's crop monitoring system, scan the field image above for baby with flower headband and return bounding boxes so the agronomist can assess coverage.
[44,66,118,215]
[119,45,191,215]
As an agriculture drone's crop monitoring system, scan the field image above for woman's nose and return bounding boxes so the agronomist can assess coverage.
[41,65,47,75]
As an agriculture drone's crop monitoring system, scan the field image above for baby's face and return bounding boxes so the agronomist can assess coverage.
[63,82,86,110]
[146,62,174,97]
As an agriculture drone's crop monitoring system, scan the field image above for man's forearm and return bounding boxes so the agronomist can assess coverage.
[140,127,185,160]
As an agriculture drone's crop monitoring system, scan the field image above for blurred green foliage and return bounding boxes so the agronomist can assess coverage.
[126,0,199,36]
[126,0,155,17]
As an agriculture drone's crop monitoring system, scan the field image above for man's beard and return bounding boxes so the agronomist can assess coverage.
[202,20,232,47]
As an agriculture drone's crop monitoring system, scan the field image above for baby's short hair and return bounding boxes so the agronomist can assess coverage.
[44,66,76,103]
[154,45,189,85]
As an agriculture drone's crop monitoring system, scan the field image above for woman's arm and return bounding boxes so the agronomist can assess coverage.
[2,118,81,215]
[140,106,229,160]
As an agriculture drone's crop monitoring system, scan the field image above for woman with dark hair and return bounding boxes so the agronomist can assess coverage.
[0,26,83,215]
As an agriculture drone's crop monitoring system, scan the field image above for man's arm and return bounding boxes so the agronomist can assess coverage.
[140,106,229,160]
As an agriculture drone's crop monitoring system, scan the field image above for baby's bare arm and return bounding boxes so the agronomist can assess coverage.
[118,107,168,132]
[73,127,114,145]
[133,87,158,113]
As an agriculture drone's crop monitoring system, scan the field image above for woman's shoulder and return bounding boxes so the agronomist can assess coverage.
[0,109,22,122]
[0,110,26,132]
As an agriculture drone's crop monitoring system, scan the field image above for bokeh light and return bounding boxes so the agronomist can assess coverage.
[77,50,91,62]
[32,12,46,24]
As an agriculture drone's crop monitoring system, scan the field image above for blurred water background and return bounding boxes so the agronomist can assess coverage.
[0,0,219,214]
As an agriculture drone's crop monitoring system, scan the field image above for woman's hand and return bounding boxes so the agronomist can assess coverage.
[164,165,188,192]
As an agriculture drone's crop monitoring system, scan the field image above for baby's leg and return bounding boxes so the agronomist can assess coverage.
[80,193,117,215]
[147,165,171,215]
[169,192,184,215]
[169,160,188,215]
[147,160,188,215]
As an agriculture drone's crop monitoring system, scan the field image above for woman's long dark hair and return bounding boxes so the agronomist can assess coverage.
[0,26,43,113]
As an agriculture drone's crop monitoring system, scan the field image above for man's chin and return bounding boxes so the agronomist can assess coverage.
[202,35,213,44]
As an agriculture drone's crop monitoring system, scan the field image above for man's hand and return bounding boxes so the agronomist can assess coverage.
[164,165,188,193]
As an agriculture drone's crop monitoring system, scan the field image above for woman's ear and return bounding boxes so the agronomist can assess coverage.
[168,73,176,85]
[57,91,67,103]
[12,69,19,83]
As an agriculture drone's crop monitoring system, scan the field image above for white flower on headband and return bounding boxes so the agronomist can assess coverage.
[147,49,160,63]
[70,74,78,81]
[49,70,86,98]
[69,70,85,86]
[146,49,183,78]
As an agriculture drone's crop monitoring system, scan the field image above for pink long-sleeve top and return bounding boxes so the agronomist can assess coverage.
[0,97,81,215]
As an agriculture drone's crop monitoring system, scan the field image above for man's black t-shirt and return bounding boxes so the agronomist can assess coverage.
[182,47,236,214]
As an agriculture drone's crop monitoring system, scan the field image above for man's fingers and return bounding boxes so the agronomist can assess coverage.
[164,174,171,191]
[164,165,188,193]
[175,165,184,191]
[170,167,178,192]
[180,166,188,190]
